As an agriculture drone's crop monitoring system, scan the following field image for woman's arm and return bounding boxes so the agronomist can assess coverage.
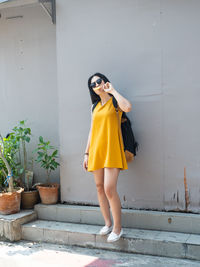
[84,117,93,154]
[103,83,132,112]
[83,118,93,171]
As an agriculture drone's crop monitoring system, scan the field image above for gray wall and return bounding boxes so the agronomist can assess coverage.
[0,4,59,184]
[57,0,200,212]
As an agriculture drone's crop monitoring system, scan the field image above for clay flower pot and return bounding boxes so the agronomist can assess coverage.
[0,187,24,215]
[36,183,59,205]
[21,190,40,209]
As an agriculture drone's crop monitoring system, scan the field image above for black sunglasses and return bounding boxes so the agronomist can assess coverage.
[90,78,102,89]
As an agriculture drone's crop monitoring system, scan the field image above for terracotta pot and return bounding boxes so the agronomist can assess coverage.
[21,190,40,209]
[37,183,59,205]
[0,187,24,215]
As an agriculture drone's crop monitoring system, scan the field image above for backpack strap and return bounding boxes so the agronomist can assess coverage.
[91,100,99,113]
[112,96,127,119]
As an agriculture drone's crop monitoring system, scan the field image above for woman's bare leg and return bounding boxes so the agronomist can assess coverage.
[104,167,121,234]
[93,168,112,227]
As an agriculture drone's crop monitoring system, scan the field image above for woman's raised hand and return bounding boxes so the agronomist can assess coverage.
[103,82,115,94]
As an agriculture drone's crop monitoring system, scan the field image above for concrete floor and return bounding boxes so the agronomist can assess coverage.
[0,241,200,267]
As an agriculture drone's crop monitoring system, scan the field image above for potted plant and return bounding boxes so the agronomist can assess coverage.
[33,136,60,204]
[0,134,24,215]
[11,120,39,209]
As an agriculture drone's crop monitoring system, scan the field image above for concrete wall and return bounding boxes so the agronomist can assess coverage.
[0,3,59,184]
[56,0,200,212]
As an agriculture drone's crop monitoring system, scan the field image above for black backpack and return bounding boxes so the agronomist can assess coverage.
[92,96,139,160]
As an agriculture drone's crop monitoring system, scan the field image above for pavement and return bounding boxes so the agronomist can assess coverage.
[0,240,200,267]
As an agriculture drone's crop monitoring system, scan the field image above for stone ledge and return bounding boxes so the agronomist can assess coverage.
[21,219,200,260]
[34,204,200,234]
[0,210,37,241]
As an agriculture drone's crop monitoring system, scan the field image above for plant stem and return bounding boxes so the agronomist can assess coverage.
[23,139,27,171]
[18,144,23,185]
[0,143,14,192]
[0,134,4,154]
[26,171,29,191]
[46,169,50,184]
[2,169,7,178]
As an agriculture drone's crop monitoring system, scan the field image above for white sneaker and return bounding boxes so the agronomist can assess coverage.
[99,225,112,235]
[107,229,123,242]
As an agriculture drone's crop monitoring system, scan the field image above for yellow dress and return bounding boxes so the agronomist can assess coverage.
[87,97,128,172]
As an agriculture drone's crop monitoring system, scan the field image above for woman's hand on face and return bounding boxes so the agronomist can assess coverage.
[103,82,115,94]
[83,155,88,171]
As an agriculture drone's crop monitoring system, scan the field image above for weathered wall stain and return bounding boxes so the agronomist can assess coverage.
[168,167,192,213]
[177,190,179,203]
[184,167,190,212]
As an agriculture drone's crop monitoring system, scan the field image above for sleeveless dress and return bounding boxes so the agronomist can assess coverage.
[87,97,128,172]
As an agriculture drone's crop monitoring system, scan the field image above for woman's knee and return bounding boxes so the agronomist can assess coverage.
[96,183,105,194]
[104,184,116,199]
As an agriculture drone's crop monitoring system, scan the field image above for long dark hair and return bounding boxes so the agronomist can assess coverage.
[88,72,112,104]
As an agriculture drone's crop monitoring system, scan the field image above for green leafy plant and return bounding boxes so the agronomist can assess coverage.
[0,131,23,190]
[33,136,59,185]
[0,134,15,192]
[11,120,33,190]
[0,120,33,191]
[12,120,31,171]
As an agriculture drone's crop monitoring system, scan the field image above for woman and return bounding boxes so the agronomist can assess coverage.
[83,73,132,242]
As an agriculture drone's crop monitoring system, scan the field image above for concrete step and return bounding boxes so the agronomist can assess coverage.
[21,219,200,261]
[0,210,37,241]
[34,204,200,235]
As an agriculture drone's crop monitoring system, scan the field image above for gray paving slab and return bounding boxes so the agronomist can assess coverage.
[185,234,200,260]
[186,234,200,245]
[154,230,190,243]
[21,219,200,260]
[34,204,200,234]
[0,210,35,221]
[1,240,200,267]
[57,205,81,223]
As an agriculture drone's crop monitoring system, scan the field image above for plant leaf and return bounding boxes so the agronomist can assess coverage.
[39,136,44,143]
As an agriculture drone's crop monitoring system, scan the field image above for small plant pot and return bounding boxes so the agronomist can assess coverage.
[0,187,24,215]
[36,183,59,205]
[21,190,40,209]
